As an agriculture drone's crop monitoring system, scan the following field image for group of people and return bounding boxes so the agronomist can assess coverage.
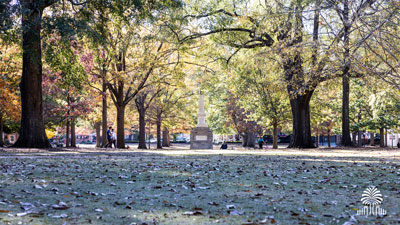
[105,126,117,148]
[219,137,269,150]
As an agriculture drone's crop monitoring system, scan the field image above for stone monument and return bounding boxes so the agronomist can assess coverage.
[190,93,213,149]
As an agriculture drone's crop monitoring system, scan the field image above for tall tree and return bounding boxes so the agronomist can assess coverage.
[42,31,90,147]
[326,0,399,146]
[225,94,259,148]
[311,79,342,147]
[80,46,111,147]
[78,0,182,148]
[78,1,117,147]
[178,0,399,148]
[13,0,53,147]
[9,0,91,147]
[9,0,182,148]
[135,87,162,149]
[178,0,324,148]
[149,85,191,149]
[107,41,171,148]
[233,55,291,149]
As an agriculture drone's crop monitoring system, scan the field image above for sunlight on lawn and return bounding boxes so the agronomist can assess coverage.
[0,148,399,224]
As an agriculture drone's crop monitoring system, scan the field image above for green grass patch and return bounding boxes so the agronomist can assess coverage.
[0,149,399,224]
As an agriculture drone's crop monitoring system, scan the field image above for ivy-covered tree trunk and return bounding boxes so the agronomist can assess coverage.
[116,105,125,149]
[272,123,278,149]
[14,0,50,148]
[0,112,4,147]
[71,118,76,147]
[288,91,315,148]
[379,128,385,147]
[162,127,170,147]
[95,121,101,147]
[156,114,162,149]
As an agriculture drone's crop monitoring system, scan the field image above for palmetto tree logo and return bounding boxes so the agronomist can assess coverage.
[357,185,387,216]
[361,186,383,206]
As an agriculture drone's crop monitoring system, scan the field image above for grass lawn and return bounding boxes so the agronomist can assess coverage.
[0,147,399,224]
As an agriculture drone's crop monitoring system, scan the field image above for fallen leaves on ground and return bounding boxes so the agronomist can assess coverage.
[0,148,399,224]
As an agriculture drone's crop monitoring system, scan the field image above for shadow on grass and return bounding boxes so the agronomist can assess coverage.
[0,148,399,224]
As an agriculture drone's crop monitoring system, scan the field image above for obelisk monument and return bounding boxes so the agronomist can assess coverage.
[190,92,213,149]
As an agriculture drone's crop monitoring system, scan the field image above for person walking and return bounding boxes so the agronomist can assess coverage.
[106,126,112,148]
[258,137,264,149]
[111,129,117,148]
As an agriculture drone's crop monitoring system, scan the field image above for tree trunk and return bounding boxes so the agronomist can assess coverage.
[357,131,362,147]
[138,105,147,149]
[370,132,375,146]
[242,130,255,147]
[288,91,315,148]
[71,118,76,147]
[328,131,331,148]
[246,131,255,148]
[156,114,162,149]
[379,128,384,147]
[385,129,388,147]
[0,112,4,147]
[66,120,70,147]
[341,0,352,147]
[162,127,170,147]
[352,132,357,146]
[242,133,248,147]
[13,1,50,148]
[66,92,71,147]
[95,121,101,147]
[272,123,278,149]
[280,3,314,149]
[316,128,319,147]
[341,74,352,146]
[147,121,151,149]
[116,105,125,149]
[101,79,108,147]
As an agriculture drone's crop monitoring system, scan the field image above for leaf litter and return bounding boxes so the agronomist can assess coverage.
[0,149,399,224]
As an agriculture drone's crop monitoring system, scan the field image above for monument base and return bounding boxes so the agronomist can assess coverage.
[190,127,213,149]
